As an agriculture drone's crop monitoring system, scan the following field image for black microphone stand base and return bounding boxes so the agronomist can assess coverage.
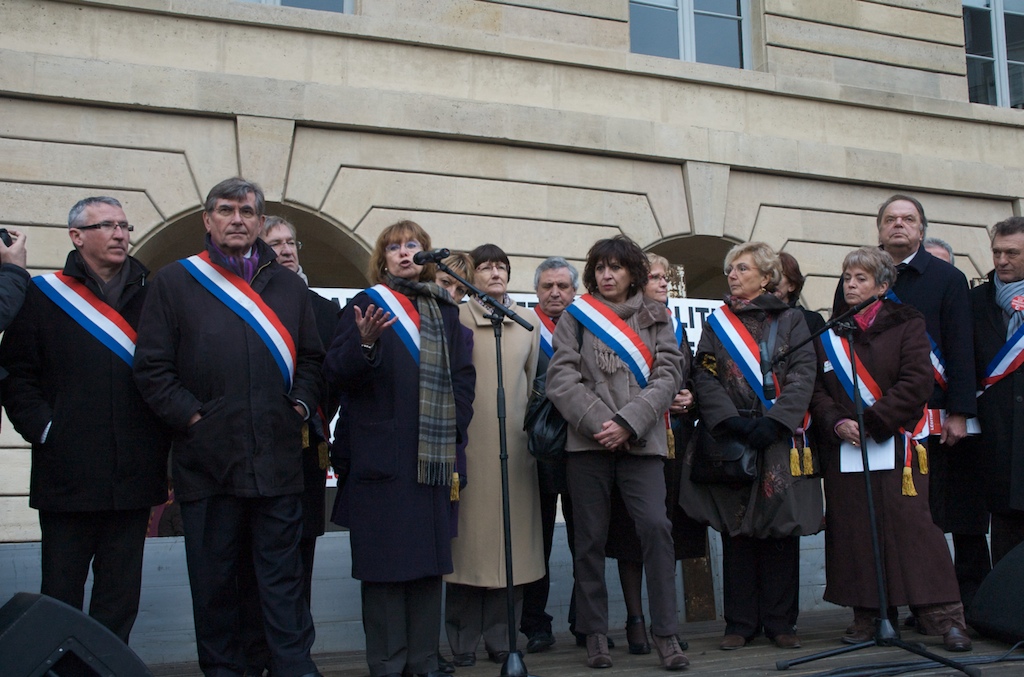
[499,650,541,677]
[777,618,980,676]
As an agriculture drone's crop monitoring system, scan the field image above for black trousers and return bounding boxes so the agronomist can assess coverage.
[720,534,800,639]
[38,508,150,643]
[991,510,1024,565]
[180,494,315,677]
[520,488,575,637]
[363,576,442,677]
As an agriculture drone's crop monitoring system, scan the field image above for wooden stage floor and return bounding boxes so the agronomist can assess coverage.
[151,609,1024,677]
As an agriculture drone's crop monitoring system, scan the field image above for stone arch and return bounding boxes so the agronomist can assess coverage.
[647,234,738,300]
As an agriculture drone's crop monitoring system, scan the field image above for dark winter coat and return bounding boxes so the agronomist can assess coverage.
[0,252,171,512]
[678,293,822,539]
[299,289,340,539]
[810,299,960,608]
[133,238,324,502]
[832,245,979,533]
[972,274,1024,515]
[326,289,475,583]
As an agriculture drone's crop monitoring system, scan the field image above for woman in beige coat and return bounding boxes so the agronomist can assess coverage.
[445,244,545,667]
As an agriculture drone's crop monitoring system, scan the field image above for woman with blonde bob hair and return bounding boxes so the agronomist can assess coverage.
[679,241,821,651]
[810,246,971,651]
[326,219,476,677]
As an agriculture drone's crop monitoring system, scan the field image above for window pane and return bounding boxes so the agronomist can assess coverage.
[966,55,998,104]
[630,4,680,59]
[281,0,345,11]
[963,7,994,57]
[1006,12,1024,62]
[694,14,742,68]
[1008,61,1024,107]
[1006,0,1024,14]
[695,0,741,17]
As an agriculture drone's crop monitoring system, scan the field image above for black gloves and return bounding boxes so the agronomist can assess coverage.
[748,417,789,449]
[718,416,756,438]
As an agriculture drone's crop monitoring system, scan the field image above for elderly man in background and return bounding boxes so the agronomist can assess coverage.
[519,256,580,654]
[134,178,324,677]
[971,216,1024,565]
[924,237,955,265]
[0,197,170,643]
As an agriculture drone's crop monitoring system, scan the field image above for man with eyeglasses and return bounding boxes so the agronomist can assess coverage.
[0,196,171,643]
[134,178,325,677]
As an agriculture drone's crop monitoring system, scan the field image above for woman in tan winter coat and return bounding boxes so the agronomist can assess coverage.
[445,244,545,668]
[547,236,689,671]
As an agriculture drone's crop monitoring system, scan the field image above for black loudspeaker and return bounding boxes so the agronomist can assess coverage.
[0,592,152,677]
[967,540,1024,644]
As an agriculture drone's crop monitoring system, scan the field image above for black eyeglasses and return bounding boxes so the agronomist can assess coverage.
[74,221,134,233]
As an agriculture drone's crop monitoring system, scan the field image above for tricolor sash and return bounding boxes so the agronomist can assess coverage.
[885,289,948,390]
[820,329,929,440]
[365,284,420,364]
[34,272,136,367]
[978,322,1024,393]
[669,310,684,347]
[567,295,653,387]
[536,308,556,359]
[706,306,776,409]
[180,252,297,390]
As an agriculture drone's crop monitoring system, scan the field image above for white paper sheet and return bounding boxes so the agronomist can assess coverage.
[840,436,896,473]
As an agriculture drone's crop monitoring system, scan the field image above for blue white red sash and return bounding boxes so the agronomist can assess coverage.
[535,308,556,359]
[706,306,776,409]
[885,289,948,390]
[979,321,1024,393]
[365,284,420,364]
[669,310,684,347]
[567,295,653,387]
[821,329,929,439]
[34,272,136,367]
[180,252,296,390]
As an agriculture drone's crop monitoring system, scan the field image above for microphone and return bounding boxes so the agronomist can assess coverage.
[413,247,450,265]
[845,294,881,315]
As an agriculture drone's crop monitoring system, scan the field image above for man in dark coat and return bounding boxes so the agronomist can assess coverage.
[0,196,171,643]
[833,195,985,608]
[237,216,341,676]
[133,178,324,677]
[520,257,578,653]
[971,216,1024,565]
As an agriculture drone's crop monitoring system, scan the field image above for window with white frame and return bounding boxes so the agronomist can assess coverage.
[238,0,352,13]
[629,0,751,69]
[963,0,1024,108]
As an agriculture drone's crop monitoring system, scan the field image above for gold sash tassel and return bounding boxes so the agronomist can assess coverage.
[916,442,928,474]
[450,472,460,502]
[802,446,814,475]
[790,447,802,477]
[902,466,918,496]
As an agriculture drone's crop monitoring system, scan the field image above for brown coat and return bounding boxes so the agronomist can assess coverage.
[546,293,685,457]
[446,299,544,588]
[810,299,961,608]
[678,294,823,539]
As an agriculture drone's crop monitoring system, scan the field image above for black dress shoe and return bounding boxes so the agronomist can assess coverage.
[437,653,456,673]
[526,630,556,653]
[451,653,475,667]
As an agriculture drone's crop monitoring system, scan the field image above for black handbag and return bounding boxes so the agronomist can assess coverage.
[524,369,567,463]
[690,418,759,485]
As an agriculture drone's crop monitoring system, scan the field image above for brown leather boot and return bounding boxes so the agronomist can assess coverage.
[585,633,612,669]
[652,634,689,670]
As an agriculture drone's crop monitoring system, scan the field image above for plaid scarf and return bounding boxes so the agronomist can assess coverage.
[387,275,458,486]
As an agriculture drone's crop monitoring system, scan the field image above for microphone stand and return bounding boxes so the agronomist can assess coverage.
[775,311,978,676]
[435,260,540,677]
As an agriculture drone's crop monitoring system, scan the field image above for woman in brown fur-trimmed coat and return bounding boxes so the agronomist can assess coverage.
[810,246,971,652]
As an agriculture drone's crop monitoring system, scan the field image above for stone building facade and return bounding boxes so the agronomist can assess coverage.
[0,0,1020,541]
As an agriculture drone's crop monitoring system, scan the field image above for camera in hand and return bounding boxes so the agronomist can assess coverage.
[0,229,11,247]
